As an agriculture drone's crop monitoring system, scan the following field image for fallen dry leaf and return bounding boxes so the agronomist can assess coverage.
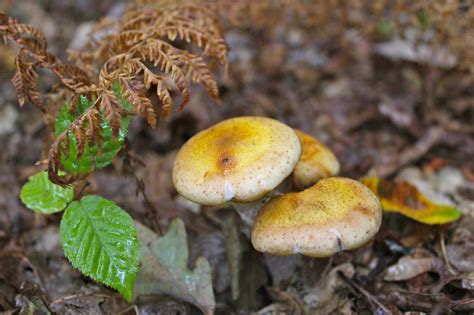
[374,39,457,68]
[446,216,474,273]
[263,287,306,315]
[361,177,462,225]
[384,256,443,281]
[302,263,355,314]
[133,219,215,315]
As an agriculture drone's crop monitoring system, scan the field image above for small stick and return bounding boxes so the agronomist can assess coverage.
[439,225,457,276]
[338,271,396,315]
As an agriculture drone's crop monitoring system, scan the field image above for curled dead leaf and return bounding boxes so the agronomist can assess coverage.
[384,256,443,281]
[361,177,462,225]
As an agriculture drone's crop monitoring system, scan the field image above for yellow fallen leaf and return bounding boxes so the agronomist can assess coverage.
[361,177,462,225]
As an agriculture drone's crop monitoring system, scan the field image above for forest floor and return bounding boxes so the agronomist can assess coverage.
[0,1,473,314]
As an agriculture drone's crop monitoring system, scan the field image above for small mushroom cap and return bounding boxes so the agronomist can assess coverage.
[251,177,382,257]
[293,129,340,189]
[172,116,301,206]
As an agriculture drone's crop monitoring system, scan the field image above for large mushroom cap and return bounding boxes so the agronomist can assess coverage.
[251,177,382,257]
[293,129,340,189]
[172,116,301,206]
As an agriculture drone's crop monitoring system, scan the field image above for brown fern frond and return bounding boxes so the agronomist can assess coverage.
[67,50,98,77]
[2,0,228,185]
[119,78,157,127]
[98,90,123,135]
[4,22,48,49]
[72,119,86,158]
[85,108,102,145]
[183,53,220,104]
[156,82,174,116]
[12,49,42,108]
[51,64,91,90]
[108,30,147,55]
[136,40,190,107]
[143,67,174,115]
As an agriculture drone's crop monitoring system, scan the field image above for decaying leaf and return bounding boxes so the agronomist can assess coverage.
[446,216,474,273]
[15,282,52,315]
[397,167,474,217]
[361,177,462,225]
[374,39,457,68]
[49,293,129,314]
[386,290,474,313]
[134,219,215,315]
[384,256,443,281]
[302,263,355,314]
[262,287,306,315]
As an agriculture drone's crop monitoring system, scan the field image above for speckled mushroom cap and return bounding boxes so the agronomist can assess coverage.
[251,177,382,257]
[172,116,302,206]
[293,129,340,189]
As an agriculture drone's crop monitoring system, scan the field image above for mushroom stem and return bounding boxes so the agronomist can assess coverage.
[301,256,334,285]
[227,191,279,237]
[230,202,261,237]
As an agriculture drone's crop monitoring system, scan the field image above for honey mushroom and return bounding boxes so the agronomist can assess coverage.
[292,129,340,189]
[172,116,302,224]
[172,116,383,259]
[251,177,383,257]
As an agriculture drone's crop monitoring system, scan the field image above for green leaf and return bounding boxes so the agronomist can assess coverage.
[60,196,140,302]
[54,90,131,175]
[20,171,73,213]
[134,219,215,314]
[54,103,75,137]
[94,113,129,169]
[60,133,94,174]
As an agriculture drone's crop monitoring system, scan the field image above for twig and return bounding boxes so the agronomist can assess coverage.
[439,226,457,276]
[75,181,90,200]
[368,126,444,177]
[338,271,397,315]
[133,173,164,236]
[121,143,163,235]
[50,293,121,305]
[116,304,139,315]
[386,290,474,313]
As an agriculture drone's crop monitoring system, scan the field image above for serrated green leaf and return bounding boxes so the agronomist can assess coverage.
[61,133,94,174]
[60,196,140,302]
[54,89,131,175]
[54,103,75,137]
[133,219,215,314]
[95,114,128,169]
[20,171,73,214]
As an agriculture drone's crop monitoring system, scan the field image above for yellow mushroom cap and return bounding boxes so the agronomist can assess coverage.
[251,177,382,257]
[172,116,302,206]
[293,129,340,189]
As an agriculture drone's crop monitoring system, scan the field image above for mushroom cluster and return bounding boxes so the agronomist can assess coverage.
[172,116,382,257]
